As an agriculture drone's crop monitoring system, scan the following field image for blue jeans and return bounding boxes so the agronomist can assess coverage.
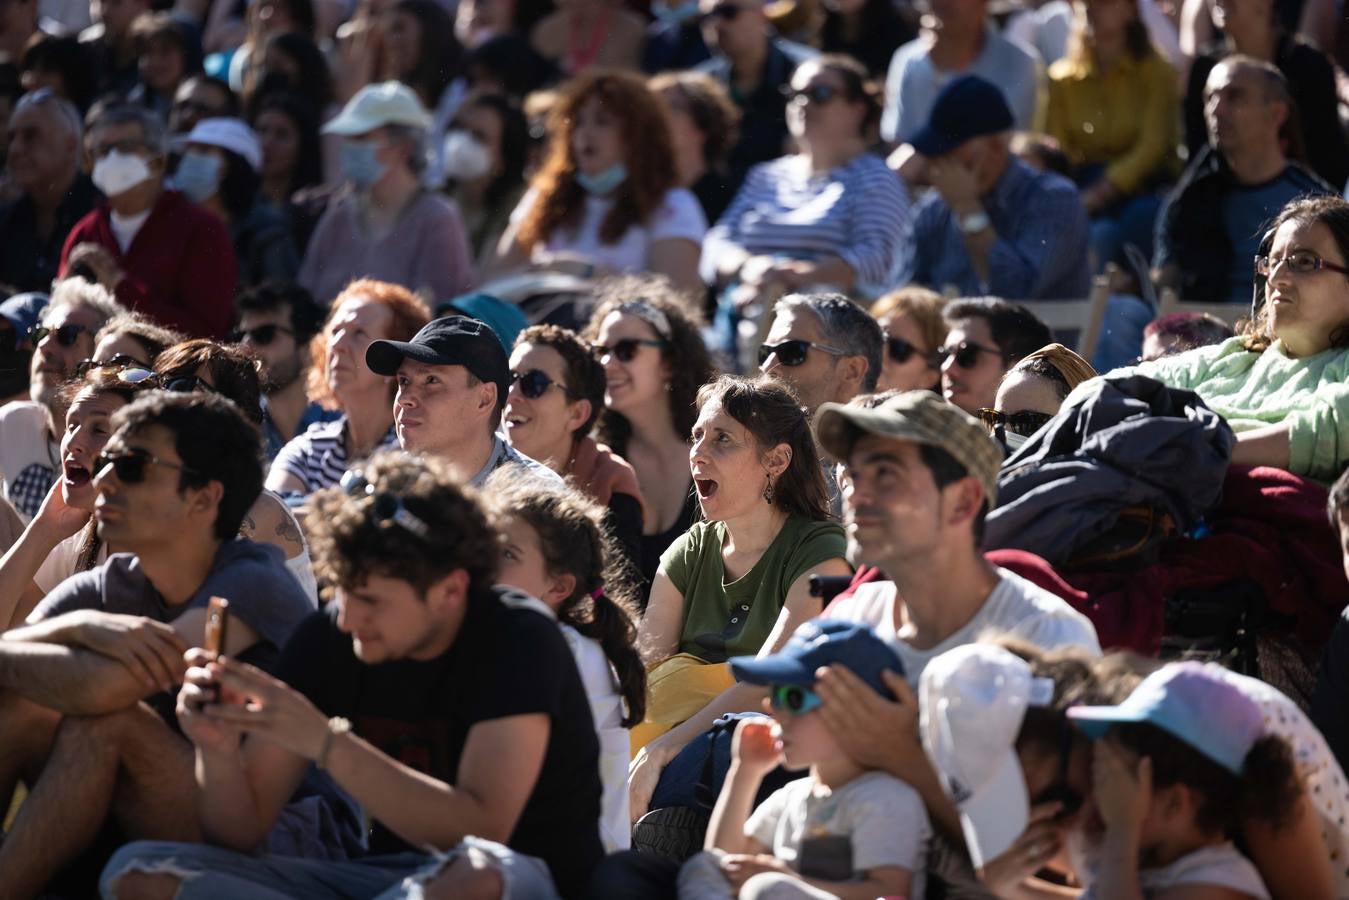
[1092,293,1155,372]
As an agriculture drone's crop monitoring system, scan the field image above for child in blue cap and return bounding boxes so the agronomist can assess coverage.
[677,619,929,900]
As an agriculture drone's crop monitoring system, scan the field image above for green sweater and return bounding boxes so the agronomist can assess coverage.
[1103,336,1349,481]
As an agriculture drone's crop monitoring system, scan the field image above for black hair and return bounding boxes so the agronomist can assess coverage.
[1014,356,1071,401]
[465,34,557,100]
[110,391,263,541]
[515,323,605,438]
[155,339,264,425]
[806,53,883,137]
[391,0,463,107]
[944,297,1053,365]
[21,35,98,112]
[249,90,323,195]
[272,0,316,39]
[213,146,261,220]
[236,281,323,344]
[249,32,332,119]
[181,74,240,118]
[918,442,988,543]
[458,92,528,216]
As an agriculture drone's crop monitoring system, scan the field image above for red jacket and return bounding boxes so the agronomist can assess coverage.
[58,189,237,339]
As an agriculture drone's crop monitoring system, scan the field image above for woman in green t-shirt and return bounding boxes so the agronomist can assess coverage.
[629,376,851,820]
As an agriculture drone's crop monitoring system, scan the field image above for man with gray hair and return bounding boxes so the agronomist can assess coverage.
[759,292,882,416]
[57,102,236,338]
[0,89,96,292]
[0,278,123,519]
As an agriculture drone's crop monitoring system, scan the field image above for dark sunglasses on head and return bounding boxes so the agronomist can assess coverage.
[935,340,1003,370]
[770,683,823,715]
[94,447,200,484]
[74,354,148,379]
[229,323,295,347]
[758,339,847,368]
[782,83,840,105]
[978,408,1053,439]
[593,337,666,363]
[699,3,743,23]
[511,368,571,400]
[30,323,89,347]
[884,335,941,367]
[340,469,432,539]
[101,366,216,394]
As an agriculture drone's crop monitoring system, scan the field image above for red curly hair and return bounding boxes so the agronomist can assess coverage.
[307,278,431,411]
[516,69,677,253]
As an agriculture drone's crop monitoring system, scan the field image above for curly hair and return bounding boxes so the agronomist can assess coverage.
[648,70,741,170]
[155,339,263,425]
[1245,194,1349,353]
[515,70,678,253]
[307,279,431,411]
[308,450,499,596]
[515,323,606,438]
[581,274,714,454]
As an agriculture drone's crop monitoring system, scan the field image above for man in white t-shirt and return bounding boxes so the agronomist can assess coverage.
[805,389,1099,841]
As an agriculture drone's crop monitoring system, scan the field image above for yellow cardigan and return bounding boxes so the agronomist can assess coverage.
[1046,51,1180,196]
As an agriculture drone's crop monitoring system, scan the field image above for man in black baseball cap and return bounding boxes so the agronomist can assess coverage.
[366,315,562,487]
[893,74,1089,302]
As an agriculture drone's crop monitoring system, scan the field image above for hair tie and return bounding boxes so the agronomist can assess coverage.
[590,586,607,601]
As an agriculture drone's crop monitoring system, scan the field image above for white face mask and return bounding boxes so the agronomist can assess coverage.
[92,150,153,197]
[442,130,493,182]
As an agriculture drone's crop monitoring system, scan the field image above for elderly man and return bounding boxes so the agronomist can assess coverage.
[58,103,237,338]
[0,89,98,292]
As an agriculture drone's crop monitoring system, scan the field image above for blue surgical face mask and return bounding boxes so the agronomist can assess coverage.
[575,162,628,196]
[174,150,223,204]
[341,140,388,189]
[652,0,700,23]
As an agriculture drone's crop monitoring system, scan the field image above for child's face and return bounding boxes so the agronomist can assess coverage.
[772,703,841,771]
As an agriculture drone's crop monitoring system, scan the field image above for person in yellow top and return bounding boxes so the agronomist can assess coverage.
[1046,0,1179,272]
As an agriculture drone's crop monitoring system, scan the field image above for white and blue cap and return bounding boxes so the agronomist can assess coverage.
[1067,661,1264,775]
[730,619,904,697]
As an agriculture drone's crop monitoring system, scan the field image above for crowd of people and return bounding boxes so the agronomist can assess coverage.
[0,0,1348,897]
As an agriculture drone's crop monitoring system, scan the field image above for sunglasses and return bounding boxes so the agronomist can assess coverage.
[770,683,822,715]
[699,3,743,23]
[758,339,847,368]
[593,338,666,363]
[884,335,941,367]
[511,368,571,400]
[30,323,89,347]
[229,323,295,346]
[782,83,840,105]
[977,408,1053,438]
[935,340,1003,370]
[1254,250,1349,278]
[340,469,432,539]
[94,447,201,484]
[74,354,148,379]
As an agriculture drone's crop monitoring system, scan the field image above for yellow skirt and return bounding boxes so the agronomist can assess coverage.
[629,653,735,757]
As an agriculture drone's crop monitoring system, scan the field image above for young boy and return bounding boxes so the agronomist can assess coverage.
[678,619,930,900]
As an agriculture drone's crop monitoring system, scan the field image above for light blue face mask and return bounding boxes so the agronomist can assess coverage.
[576,162,628,196]
[652,0,700,23]
[341,140,388,189]
[174,151,223,204]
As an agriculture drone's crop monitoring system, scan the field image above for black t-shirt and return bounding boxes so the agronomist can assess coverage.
[275,588,604,896]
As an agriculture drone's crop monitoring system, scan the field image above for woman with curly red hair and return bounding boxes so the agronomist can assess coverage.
[489,70,707,292]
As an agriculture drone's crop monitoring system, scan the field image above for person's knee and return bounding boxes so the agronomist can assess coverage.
[422,852,504,900]
[106,869,181,900]
[740,872,810,900]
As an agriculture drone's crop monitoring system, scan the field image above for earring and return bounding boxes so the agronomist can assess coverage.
[762,477,775,505]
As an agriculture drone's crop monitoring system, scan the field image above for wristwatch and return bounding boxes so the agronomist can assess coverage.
[958,210,991,235]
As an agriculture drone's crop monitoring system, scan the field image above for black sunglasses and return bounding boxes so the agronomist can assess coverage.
[782,83,840,105]
[95,447,201,484]
[511,368,572,400]
[229,323,295,347]
[884,335,941,367]
[935,340,1003,370]
[593,338,666,363]
[30,323,89,347]
[977,408,1053,439]
[340,469,432,538]
[74,354,148,379]
[758,339,847,368]
[699,3,743,23]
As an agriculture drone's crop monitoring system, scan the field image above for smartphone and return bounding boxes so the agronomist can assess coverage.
[204,596,230,658]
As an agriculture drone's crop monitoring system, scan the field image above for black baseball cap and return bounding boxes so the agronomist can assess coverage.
[910,75,1014,158]
[366,315,510,405]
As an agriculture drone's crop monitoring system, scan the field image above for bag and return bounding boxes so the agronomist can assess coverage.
[630,653,735,754]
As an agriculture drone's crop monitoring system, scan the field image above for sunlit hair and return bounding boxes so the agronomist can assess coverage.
[306,279,431,411]
[155,339,264,425]
[1245,194,1349,352]
[870,287,947,355]
[93,312,185,366]
[515,69,678,253]
[648,69,741,169]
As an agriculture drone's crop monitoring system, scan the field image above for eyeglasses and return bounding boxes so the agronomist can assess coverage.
[74,354,149,379]
[91,139,149,158]
[758,339,848,368]
[30,323,89,347]
[1031,722,1084,820]
[935,340,1003,370]
[511,368,572,400]
[699,3,743,23]
[977,408,1053,438]
[782,83,840,105]
[770,683,822,715]
[94,447,201,484]
[97,365,217,394]
[884,335,941,367]
[1254,250,1349,278]
[592,338,666,363]
[340,469,432,539]
[229,324,295,346]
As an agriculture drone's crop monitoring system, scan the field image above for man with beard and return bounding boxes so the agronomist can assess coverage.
[232,283,336,463]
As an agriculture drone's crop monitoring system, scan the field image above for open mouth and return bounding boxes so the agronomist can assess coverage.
[694,478,719,500]
[63,463,91,487]
[505,411,530,428]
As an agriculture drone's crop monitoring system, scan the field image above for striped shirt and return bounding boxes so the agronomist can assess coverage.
[701,152,912,295]
[269,416,399,497]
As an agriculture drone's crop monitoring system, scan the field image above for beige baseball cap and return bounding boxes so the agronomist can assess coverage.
[815,390,1004,504]
[322,81,431,136]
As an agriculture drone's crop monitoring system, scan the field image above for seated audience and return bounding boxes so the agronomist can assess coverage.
[680,621,926,899]
[249,91,326,252]
[759,292,882,415]
[89,310,183,367]
[642,0,710,75]
[0,291,45,404]
[938,296,1053,414]
[1140,311,1235,361]
[492,70,706,293]
[128,12,202,122]
[820,0,917,78]
[649,69,740,226]
[167,74,239,140]
[364,314,562,486]
[531,0,646,74]
[59,103,237,339]
[0,392,315,897]
[80,0,150,97]
[486,476,647,852]
[703,56,910,321]
[442,92,530,271]
[0,89,97,293]
[870,286,946,393]
[581,279,715,594]
[267,279,429,498]
[901,76,1090,301]
[0,278,121,520]
[233,282,336,462]
[629,376,849,819]
[1046,0,1179,269]
[299,82,474,306]
[103,450,606,899]
[0,0,38,67]
[980,342,1097,452]
[1156,57,1332,306]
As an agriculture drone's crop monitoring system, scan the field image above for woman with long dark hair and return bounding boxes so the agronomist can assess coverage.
[443,92,530,268]
[379,0,469,186]
[250,92,325,252]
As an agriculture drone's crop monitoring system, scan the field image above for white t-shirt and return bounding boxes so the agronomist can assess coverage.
[110,209,151,253]
[0,401,57,522]
[560,622,631,853]
[829,568,1102,685]
[746,770,930,897]
[1081,843,1268,899]
[513,187,707,274]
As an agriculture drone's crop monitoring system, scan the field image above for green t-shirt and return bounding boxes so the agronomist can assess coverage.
[661,515,848,663]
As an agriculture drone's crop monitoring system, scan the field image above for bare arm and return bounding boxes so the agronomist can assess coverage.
[239,491,307,561]
[1242,783,1334,900]
[800,868,912,900]
[0,523,58,630]
[637,567,687,666]
[483,217,533,280]
[647,238,703,294]
[1229,423,1291,470]
[263,468,309,497]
